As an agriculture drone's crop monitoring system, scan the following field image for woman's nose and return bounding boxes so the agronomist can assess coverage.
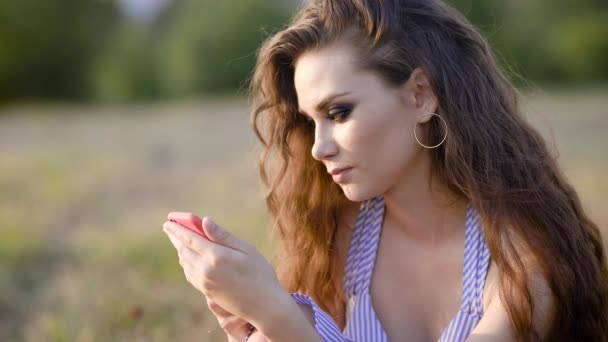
[311,126,338,161]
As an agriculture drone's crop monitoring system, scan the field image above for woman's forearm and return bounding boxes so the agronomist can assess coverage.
[255,292,323,342]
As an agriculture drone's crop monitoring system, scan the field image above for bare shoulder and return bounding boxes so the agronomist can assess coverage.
[475,247,555,341]
[482,259,554,318]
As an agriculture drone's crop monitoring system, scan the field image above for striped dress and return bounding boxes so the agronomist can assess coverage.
[291,196,491,341]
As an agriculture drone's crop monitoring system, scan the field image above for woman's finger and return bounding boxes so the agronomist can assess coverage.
[164,220,221,256]
[218,315,249,335]
[168,234,210,282]
[165,229,188,253]
[207,298,231,316]
[178,255,203,289]
[205,297,251,340]
[202,217,252,253]
[176,243,201,266]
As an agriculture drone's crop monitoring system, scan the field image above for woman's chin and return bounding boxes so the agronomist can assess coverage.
[340,184,378,202]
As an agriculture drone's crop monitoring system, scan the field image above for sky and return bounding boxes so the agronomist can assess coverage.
[117,0,172,20]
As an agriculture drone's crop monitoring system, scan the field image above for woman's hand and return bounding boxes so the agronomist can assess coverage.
[206,297,259,342]
[162,216,290,332]
[247,329,270,342]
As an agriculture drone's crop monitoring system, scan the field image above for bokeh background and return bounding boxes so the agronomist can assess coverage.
[0,0,606,341]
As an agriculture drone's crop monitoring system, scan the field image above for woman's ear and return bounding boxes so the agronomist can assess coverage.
[404,67,438,124]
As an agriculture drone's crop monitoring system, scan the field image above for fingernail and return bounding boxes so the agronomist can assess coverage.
[205,217,217,233]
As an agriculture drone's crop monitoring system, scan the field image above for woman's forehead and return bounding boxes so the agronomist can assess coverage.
[294,46,359,86]
[294,46,374,109]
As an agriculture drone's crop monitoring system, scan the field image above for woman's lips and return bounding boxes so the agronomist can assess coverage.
[331,167,353,183]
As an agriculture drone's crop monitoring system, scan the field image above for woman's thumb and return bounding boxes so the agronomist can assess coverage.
[202,217,243,251]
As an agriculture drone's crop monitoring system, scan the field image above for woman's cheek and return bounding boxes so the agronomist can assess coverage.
[336,119,374,152]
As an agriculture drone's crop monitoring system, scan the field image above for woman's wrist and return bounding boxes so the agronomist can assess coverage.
[253,291,321,342]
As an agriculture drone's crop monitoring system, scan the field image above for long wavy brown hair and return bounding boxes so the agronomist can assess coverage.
[248,0,608,340]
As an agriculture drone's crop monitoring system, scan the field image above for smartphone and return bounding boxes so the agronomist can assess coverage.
[167,211,208,238]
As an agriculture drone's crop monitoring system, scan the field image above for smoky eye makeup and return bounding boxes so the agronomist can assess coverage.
[297,100,355,125]
[327,104,353,122]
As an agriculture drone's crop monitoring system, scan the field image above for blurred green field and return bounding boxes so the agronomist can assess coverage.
[0,89,606,341]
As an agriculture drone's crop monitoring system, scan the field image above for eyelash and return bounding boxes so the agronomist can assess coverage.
[328,107,352,122]
[303,106,352,125]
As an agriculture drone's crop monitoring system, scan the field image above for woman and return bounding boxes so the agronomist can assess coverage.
[162,0,608,340]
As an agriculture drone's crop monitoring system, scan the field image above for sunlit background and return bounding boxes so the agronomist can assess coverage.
[1,0,606,341]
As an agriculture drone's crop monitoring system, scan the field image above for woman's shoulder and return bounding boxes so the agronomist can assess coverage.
[480,254,555,339]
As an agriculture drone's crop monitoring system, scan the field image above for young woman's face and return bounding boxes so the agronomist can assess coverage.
[294,43,436,202]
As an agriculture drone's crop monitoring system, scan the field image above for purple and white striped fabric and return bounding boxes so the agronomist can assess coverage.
[291,196,491,341]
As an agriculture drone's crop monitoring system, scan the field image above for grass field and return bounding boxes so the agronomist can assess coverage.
[1,89,606,341]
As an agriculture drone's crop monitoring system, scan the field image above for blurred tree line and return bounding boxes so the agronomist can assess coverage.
[0,0,606,104]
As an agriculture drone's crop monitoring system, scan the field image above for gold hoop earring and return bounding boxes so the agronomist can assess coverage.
[414,113,448,149]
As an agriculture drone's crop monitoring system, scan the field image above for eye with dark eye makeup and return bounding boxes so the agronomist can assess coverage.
[297,104,353,126]
[327,105,352,123]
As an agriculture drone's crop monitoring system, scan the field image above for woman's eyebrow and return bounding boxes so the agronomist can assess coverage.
[298,91,352,116]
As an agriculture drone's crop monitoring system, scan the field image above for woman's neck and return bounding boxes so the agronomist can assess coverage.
[382,151,467,245]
